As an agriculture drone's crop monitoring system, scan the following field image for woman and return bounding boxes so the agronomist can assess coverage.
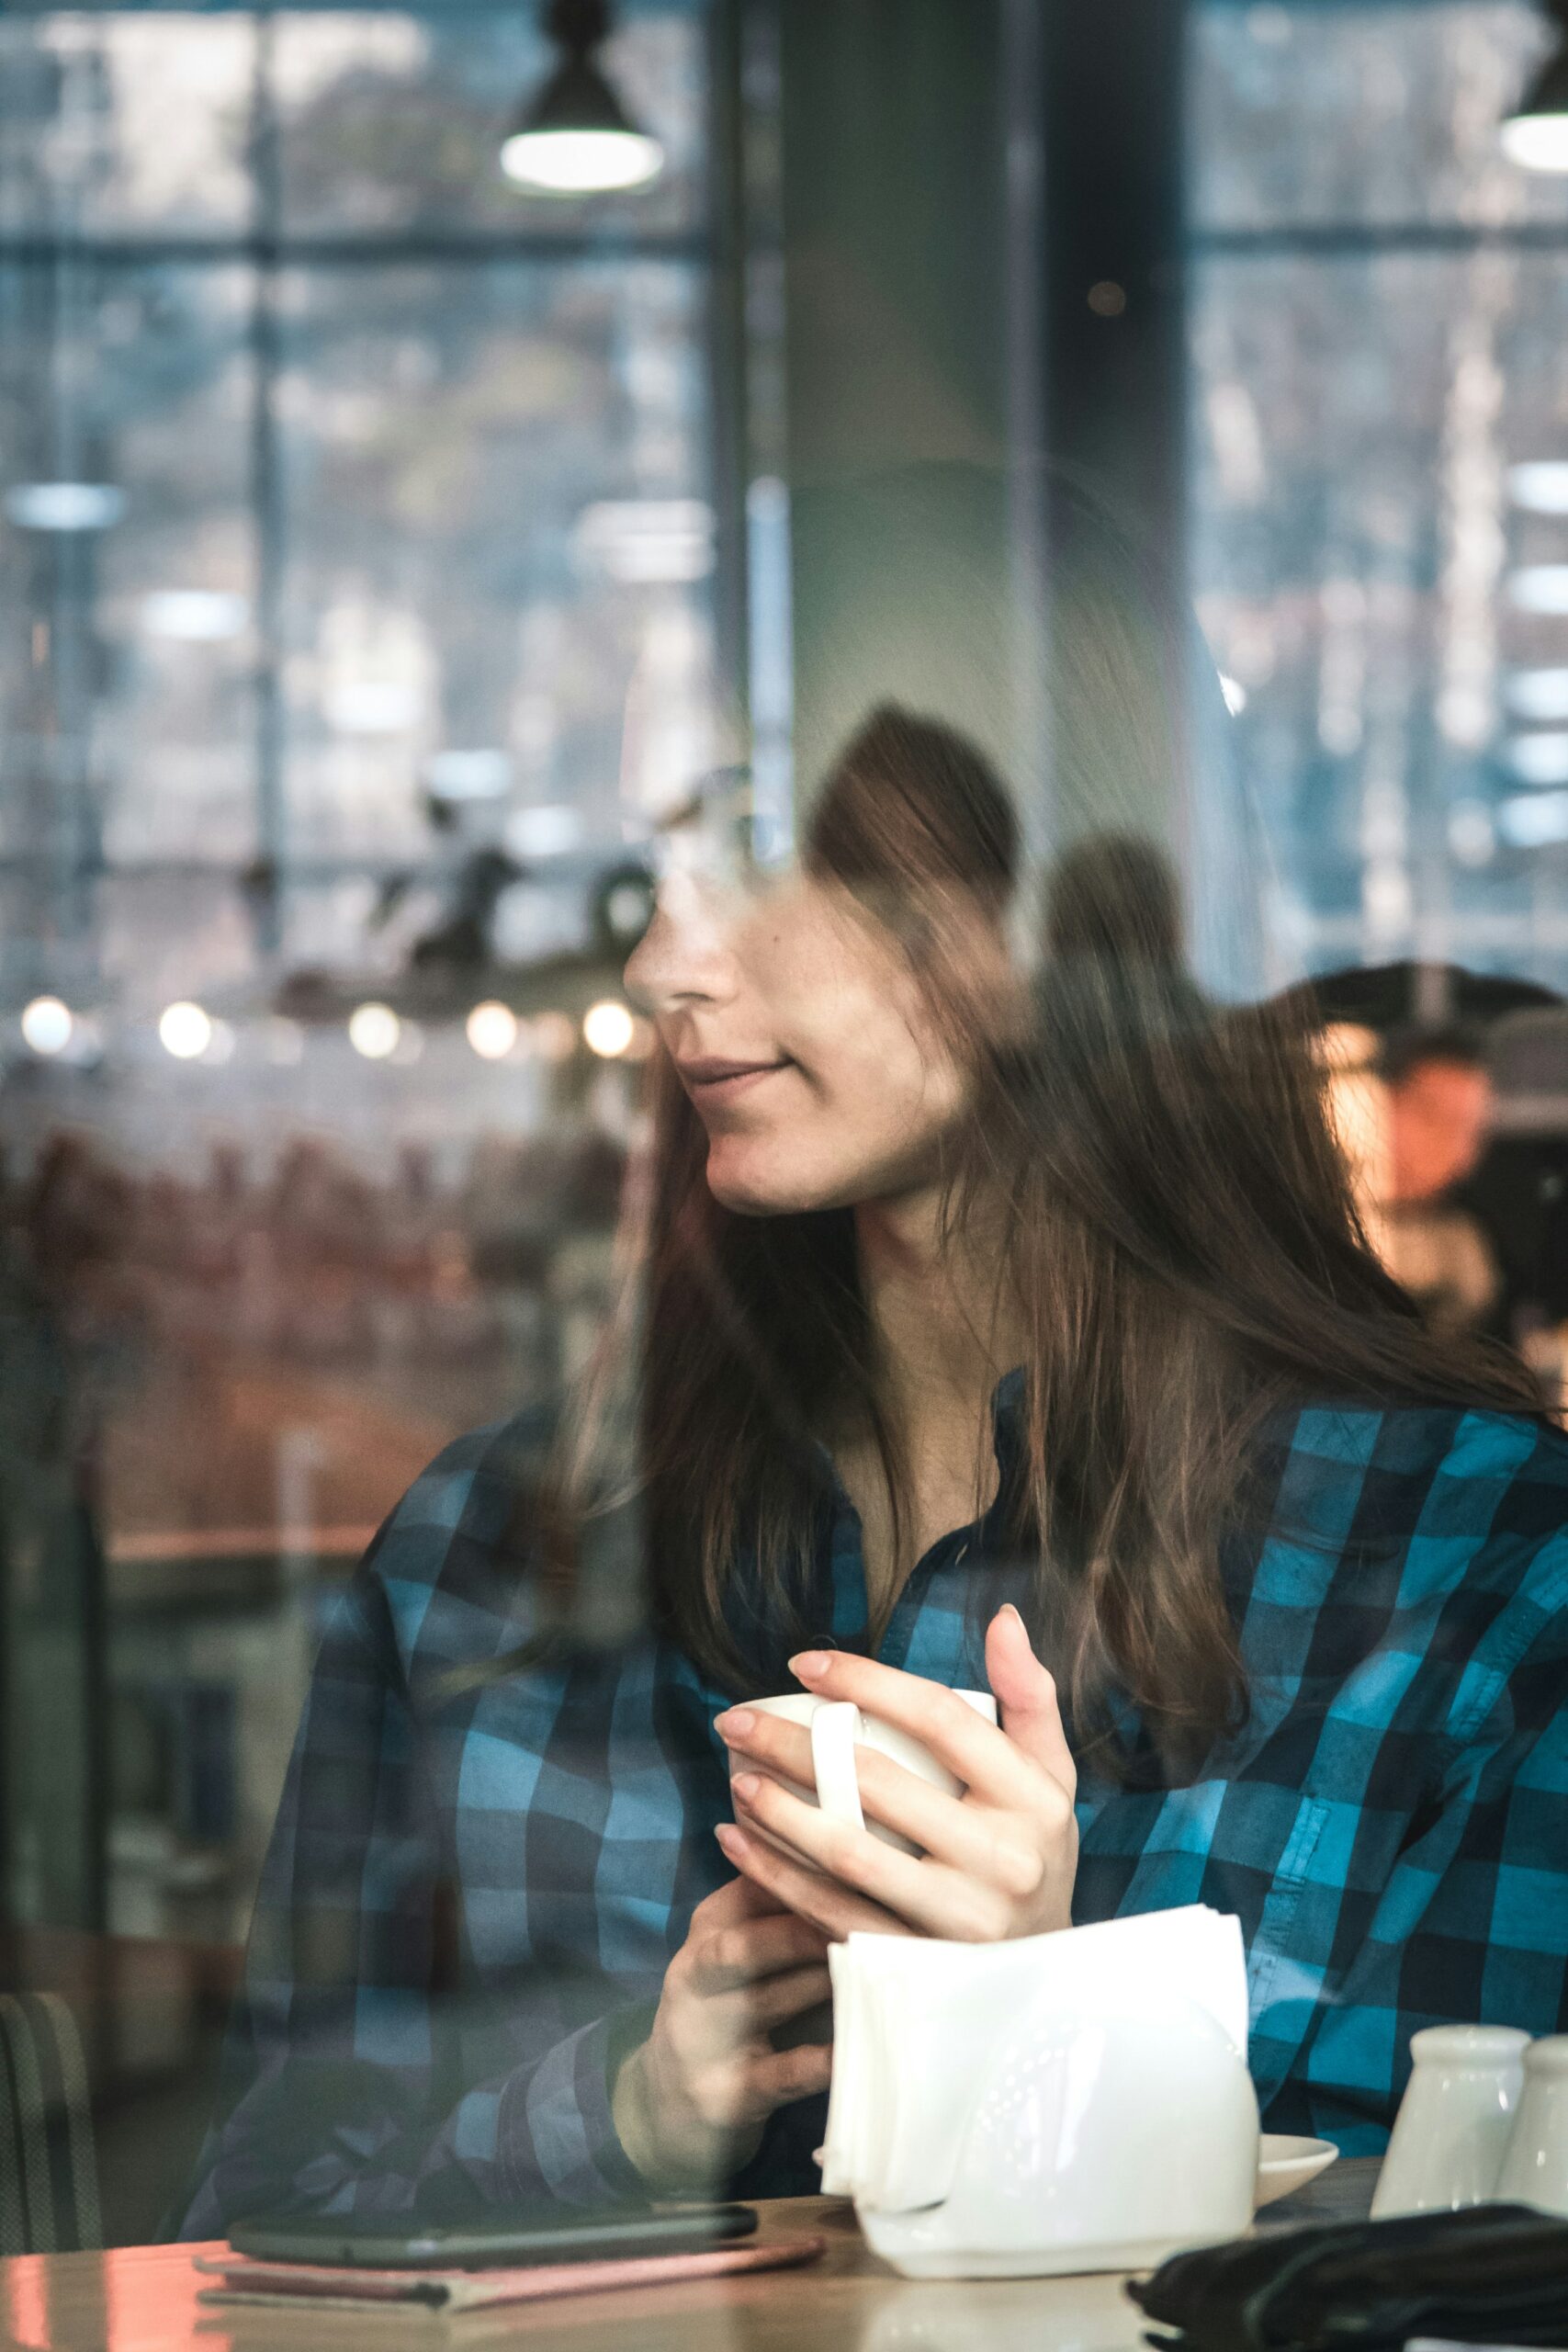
[184,576,1568,2237]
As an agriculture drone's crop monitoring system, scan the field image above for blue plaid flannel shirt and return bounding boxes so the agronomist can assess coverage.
[181,1394,1568,2233]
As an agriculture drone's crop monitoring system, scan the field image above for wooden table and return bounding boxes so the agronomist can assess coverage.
[0,2163,1378,2352]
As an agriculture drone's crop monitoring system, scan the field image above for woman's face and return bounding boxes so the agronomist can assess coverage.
[625,865,992,1216]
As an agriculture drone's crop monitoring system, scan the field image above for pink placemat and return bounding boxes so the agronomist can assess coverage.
[195,2229,828,2314]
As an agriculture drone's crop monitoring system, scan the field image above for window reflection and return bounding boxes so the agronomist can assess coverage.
[0,0,713,2245]
[1191,2,1568,998]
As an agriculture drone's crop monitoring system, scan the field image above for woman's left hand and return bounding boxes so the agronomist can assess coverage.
[713,1604,1078,1943]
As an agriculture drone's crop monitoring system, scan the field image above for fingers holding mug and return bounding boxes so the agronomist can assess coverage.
[715,1818,912,1941]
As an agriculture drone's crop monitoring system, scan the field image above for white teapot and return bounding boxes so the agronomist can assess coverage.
[819,1905,1258,2278]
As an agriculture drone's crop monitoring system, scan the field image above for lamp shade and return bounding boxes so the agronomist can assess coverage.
[500,46,662,194]
[1502,19,1568,172]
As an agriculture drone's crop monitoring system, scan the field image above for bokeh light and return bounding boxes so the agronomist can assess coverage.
[21,996,73,1057]
[159,1001,213,1060]
[347,1003,400,1061]
[583,1000,635,1058]
[466,1001,519,1060]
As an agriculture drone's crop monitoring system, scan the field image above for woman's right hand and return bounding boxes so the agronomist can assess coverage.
[611,1874,834,2188]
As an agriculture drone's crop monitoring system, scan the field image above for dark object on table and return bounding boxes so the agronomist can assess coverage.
[1129,2204,1568,2352]
[228,2199,757,2271]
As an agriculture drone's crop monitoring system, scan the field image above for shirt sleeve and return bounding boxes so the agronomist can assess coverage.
[1275,1541,1568,2152]
[177,1565,650,2234]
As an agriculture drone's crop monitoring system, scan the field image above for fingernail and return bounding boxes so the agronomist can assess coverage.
[716,1707,755,1740]
[732,1771,761,1802]
[715,1822,746,1853]
[790,1651,829,1681]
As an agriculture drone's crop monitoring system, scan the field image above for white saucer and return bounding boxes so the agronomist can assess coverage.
[818,2130,1338,2215]
[1256,2132,1337,2207]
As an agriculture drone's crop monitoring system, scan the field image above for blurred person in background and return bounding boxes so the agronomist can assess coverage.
[1374,1026,1500,1340]
[1042,828,1189,980]
[1452,1009,1568,1416]
[183,486,1568,2237]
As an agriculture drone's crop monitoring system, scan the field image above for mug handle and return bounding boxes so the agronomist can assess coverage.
[809,1701,866,1832]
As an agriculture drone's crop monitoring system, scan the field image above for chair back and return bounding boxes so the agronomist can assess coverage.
[0,1992,101,2253]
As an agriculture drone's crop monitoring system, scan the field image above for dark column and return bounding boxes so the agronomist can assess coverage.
[1038,0,1190,544]
[1034,1,1253,985]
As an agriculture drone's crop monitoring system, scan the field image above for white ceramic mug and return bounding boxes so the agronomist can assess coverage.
[1371,2023,1529,2217]
[1496,2035,1568,2213]
[730,1688,998,1856]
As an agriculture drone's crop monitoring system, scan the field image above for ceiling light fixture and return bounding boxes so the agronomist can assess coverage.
[1507,730,1568,786]
[141,590,250,642]
[6,481,125,533]
[1502,0,1568,172]
[1506,668,1568,721]
[501,0,663,195]
[572,498,715,583]
[1508,460,1568,514]
[1500,789,1568,847]
[1508,565,1568,615]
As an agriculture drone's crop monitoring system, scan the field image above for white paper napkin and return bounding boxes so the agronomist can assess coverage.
[820,1904,1248,2214]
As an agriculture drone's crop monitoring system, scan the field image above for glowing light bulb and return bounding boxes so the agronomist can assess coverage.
[501,127,662,193]
[348,1003,400,1061]
[1502,111,1568,173]
[1502,39,1568,175]
[466,1001,519,1060]
[160,1001,212,1060]
[583,1000,635,1058]
[21,996,73,1057]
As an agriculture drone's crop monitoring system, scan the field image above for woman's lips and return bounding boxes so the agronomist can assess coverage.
[677,1057,792,1104]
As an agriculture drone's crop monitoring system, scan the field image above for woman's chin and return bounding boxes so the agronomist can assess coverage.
[704,1143,834,1217]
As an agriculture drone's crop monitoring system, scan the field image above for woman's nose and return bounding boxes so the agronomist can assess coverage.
[623,873,741,1013]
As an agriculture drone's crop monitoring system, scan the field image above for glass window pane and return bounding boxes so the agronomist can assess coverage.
[0,16,254,240]
[275,8,705,240]
[1190,2,1568,234]
[0,259,257,930]
[97,265,260,865]
[96,873,259,1012]
[276,255,716,862]
[1192,243,1568,992]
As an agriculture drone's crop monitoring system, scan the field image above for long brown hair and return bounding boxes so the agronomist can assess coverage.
[557,492,1540,1770]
